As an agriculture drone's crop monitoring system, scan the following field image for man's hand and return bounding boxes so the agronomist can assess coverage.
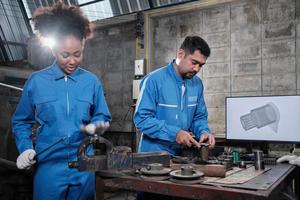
[16,149,36,170]
[199,132,215,149]
[176,130,200,147]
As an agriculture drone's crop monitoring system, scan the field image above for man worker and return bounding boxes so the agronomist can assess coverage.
[134,35,215,157]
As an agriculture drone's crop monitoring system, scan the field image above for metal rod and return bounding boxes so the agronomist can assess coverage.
[0,82,23,91]
[77,0,105,7]
[0,157,17,169]
[35,137,66,157]
[17,0,33,36]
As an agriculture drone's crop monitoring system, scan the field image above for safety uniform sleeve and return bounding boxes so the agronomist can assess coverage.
[190,82,211,139]
[134,77,181,142]
[11,78,35,153]
[91,77,112,123]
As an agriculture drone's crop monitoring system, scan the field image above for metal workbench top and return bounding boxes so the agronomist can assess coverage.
[96,164,298,200]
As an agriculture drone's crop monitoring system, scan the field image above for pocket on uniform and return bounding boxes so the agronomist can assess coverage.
[34,96,57,123]
[75,97,93,122]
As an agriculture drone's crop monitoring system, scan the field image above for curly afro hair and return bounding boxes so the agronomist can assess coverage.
[33,1,94,41]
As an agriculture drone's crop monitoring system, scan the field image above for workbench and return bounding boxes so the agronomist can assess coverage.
[95,164,298,200]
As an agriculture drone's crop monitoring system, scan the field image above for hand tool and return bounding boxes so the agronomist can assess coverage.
[28,137,66,161]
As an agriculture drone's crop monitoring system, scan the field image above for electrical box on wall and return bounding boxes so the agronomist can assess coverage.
[134,59,145,77]
[132,79,142,100]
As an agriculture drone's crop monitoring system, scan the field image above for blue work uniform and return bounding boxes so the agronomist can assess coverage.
[134,61,210,156]
[12,62,111,200]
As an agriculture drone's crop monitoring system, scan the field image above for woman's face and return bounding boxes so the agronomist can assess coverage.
[53,35,84,75]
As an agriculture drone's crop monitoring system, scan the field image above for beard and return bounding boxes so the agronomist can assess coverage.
[182,72,196,79]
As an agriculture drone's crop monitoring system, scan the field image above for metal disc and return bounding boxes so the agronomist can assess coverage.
[169,177,203,185]
[140,167,172,176]
[169,169,204,179]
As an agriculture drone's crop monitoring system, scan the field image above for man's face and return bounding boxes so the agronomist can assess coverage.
[176,49,207,79]
[53,35,84,75]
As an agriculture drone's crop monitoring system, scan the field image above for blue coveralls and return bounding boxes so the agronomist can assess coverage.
[134,62,211,156]
[12,62,111,200]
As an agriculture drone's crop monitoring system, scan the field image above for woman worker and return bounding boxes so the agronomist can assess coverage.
[11,1,111,199]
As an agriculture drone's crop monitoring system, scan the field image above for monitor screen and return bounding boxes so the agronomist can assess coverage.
[226,95,300,143]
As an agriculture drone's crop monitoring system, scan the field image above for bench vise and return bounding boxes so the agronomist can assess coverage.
[68,135,170,176]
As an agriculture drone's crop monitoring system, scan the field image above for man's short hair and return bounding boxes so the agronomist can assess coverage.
[180,36,211,57]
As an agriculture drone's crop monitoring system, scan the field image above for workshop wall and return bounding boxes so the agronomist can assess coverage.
[147,0,300,139]
[82,22,136,133]
[0,75,25,160]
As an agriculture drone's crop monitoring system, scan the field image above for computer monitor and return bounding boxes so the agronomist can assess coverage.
[226,95,300,143]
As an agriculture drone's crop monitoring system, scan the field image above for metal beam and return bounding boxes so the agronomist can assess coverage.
[77,0,105,7]
[0,30,9,62]
[147,0,154,9]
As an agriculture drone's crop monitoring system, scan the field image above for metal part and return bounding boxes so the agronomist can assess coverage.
[140,163,172,175]
[209,164,289,191]
[171,164,226,178]
[0,158,18,170]
[169,177,203,185]
[35,137,66,158]
[264,157,277,165]
[239,161,247,169]
[68,135,113,171]
[200,145,209,161]
[181,165,194,176]
[172,156,190,164]
[217,155,234,170]
[179,144,210,164]
[69,135,170,175]
[199,143,210,147]
[0,82,23,91]
[254,150,265,170]
[170,167,204,180]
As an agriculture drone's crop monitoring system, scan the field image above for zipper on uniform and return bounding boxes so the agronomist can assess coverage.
[64,76,70,116]
[64,76,71,141]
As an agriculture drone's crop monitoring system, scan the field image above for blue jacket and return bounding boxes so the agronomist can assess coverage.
[12,62,111,159]
[12,62,111,200]
[134,62,210,155]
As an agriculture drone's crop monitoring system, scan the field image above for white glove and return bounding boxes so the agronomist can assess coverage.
[82,122,110,135]
[277,155,298,163]
[84,123,97,135]
[95,121,110,134]
[289,156,300,166]
[16,149,36,169]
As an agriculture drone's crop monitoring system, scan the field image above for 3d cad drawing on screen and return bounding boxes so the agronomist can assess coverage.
[240,102,280,133]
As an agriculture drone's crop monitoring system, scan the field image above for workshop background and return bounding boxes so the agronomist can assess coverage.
[0,0,299,199]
